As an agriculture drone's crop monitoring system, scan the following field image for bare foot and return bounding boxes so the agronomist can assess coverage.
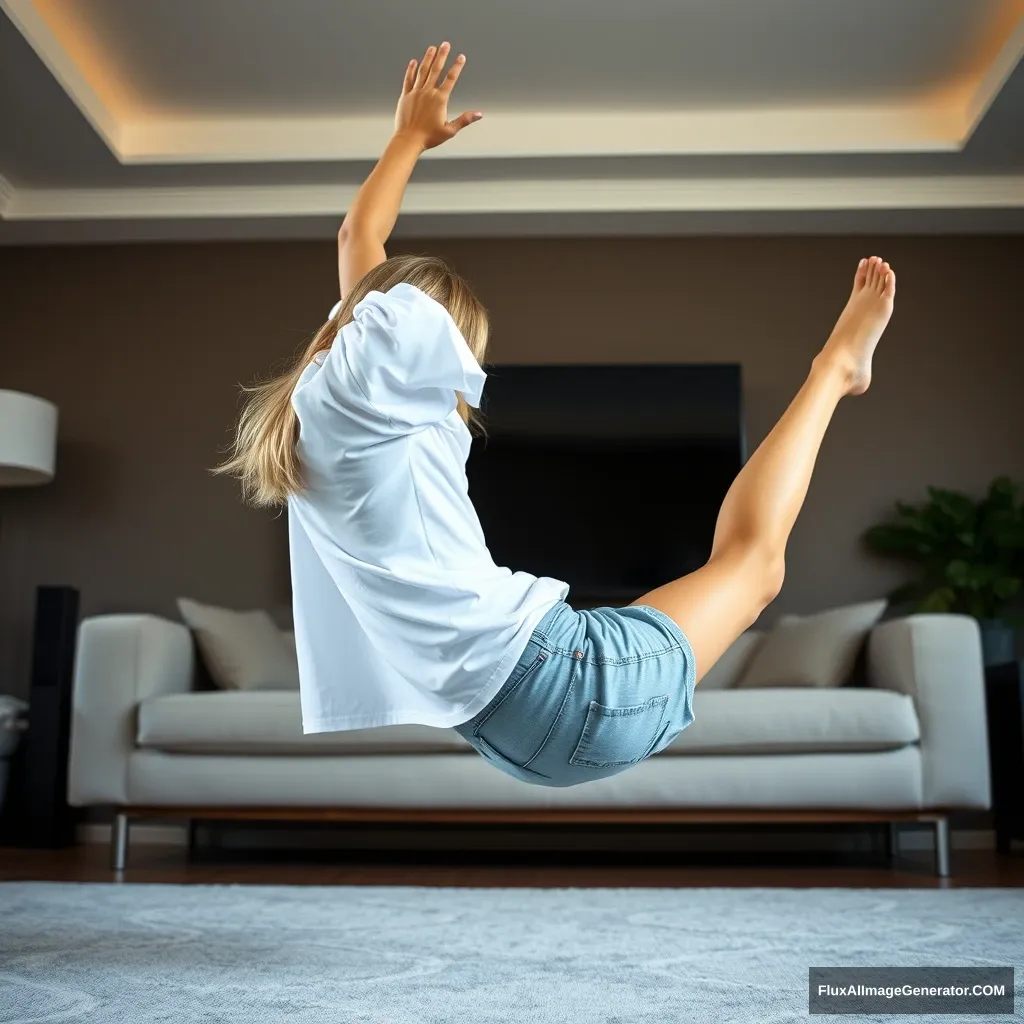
[818,256,896,396]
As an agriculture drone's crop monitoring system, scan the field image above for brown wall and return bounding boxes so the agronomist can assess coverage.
[1,236,1022,698]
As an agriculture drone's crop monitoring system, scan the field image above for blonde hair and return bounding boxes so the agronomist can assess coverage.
[214,254,489,507]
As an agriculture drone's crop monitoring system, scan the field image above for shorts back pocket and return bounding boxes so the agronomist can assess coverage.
[569,695,670,768]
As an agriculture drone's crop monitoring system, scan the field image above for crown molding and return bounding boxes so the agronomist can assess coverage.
[3,175,1022,223]
[1,0,122,152]
[962,4,1024,141]
[115,104,965,165]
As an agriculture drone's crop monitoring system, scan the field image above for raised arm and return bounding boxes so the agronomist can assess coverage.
[337,41,483,299]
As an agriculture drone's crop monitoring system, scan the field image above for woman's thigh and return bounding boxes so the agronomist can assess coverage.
[631,545,769,686]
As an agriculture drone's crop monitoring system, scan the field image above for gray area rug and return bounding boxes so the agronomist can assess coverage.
[1,883,1021,1023]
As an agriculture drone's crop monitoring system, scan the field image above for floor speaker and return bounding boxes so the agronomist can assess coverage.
[17,585,80,847]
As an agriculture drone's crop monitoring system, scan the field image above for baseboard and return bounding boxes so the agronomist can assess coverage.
[78,822,998,852]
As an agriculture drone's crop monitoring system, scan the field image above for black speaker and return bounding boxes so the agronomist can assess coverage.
[16,585,80,847]
[985,660,1024,853]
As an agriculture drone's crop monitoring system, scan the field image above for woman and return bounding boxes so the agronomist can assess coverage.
[217,42,896,788]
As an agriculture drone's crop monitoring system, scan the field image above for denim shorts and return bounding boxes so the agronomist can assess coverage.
[454,601,697,788]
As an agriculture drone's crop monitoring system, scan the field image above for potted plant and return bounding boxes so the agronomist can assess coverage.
[863,476,1024,666]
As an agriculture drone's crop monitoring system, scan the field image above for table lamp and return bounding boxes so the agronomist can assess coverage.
[0,390,58,486]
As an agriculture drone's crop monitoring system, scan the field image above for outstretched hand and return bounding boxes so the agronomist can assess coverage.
[395,42,482,151]
[336,42,479,298]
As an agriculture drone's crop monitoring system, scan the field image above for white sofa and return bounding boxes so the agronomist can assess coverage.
[67,612,991,875]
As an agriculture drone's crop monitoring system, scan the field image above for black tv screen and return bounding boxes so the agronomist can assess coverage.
[467,365,745,604]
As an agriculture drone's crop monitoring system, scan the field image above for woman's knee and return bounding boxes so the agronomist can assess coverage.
[717,539,785,612]
[762,553,786,606]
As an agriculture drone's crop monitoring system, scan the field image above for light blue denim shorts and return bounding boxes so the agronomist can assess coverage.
[454,601,696,788]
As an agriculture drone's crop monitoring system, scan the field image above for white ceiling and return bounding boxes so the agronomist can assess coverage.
[1,0,1023,243]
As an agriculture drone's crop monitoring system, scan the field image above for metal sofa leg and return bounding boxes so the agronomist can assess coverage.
[112,812,130,872]
[934,817,950,878]
[888,822,900,865]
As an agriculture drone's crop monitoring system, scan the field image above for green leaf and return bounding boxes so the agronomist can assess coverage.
[993,576,1023,600]
[919,587,956,613]
[866,477,1024,619]
[863,525,925,557]
[989,477,1017,502]
[927,488,975,525]
[946,559,970,586]
[965,564,993,591]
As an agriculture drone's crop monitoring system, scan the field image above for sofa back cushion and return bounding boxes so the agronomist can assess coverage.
[697,631,765,690]
[177,597,299,691]
[736,599,887,689]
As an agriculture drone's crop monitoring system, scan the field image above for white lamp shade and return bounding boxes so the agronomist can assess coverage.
[0,389,58,486]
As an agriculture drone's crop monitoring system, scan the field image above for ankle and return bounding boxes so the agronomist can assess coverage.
[810,351,855,396]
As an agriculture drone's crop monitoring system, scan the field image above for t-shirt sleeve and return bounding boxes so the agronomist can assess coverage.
[301,283,486,437]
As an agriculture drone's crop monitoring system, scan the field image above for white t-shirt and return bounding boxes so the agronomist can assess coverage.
[288,282,568,733]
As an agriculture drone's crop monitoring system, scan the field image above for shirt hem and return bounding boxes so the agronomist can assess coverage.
[301,592,567,735]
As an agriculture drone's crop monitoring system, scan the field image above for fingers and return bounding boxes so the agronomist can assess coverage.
[402,59,416,95]
[413,44,437,89]
[426,41,451,88]
[412,41,459,90]
[447,110,483,134]
[440,53,466,94]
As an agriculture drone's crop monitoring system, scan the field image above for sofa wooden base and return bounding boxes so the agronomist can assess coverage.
[110,807,952,877]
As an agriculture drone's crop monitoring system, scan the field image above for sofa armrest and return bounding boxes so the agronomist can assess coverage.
[868,614,990,810]
[67,614,193,806]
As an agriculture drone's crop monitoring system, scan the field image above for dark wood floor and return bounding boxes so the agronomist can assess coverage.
[2,841,1022,888]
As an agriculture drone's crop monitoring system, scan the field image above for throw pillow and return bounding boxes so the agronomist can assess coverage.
[177,598,300,691]
[697,630,766,690]
[735,598,888,689]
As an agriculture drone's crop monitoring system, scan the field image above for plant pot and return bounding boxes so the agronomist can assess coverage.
[978,619,1017,667]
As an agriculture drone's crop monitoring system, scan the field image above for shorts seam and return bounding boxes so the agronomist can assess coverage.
[520,605,692,667]
[519,653,580,769]
[542,643,679,666]
[471,648,548,737]
[531,630,554,647]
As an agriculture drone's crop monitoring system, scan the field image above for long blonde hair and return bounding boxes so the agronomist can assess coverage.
[214,254,489,507]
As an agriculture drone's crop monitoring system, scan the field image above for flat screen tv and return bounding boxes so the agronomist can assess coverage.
[467,365,745,604]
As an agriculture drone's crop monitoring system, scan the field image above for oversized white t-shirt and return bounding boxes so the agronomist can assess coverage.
[288,282,569,733]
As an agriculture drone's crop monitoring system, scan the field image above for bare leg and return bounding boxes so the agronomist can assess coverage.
[633,257,896,682]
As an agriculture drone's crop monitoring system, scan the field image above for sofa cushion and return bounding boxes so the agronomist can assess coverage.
[138,686,919,758]
[177,598,299,692]
[137,691,472,755]
[736,599,888,690]
[665,687,919,755]
[697,631,765,690]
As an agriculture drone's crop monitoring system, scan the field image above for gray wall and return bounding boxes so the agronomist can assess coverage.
[2,235,1022,698]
